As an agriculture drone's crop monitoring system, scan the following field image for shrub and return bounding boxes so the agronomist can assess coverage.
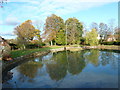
[9,43,19,50]
[26,43,45,49]
[101,41,120,45]
[113,41,120,45]
[26,44,39,49]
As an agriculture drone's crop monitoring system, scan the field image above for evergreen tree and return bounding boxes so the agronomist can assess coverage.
[56,29,66,45]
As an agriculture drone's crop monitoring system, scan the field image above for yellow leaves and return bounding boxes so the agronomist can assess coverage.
[44,14,64,42]
[14,20,41,43]
[85,29,99,45]
[34,29,40,34]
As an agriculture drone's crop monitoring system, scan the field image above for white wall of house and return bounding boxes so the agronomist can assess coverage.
[97,34,101,40]
[107,37,116,42]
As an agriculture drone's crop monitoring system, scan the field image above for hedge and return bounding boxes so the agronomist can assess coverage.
[101,41,120,45]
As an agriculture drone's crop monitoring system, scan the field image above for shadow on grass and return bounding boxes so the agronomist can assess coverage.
[10,47,61,58]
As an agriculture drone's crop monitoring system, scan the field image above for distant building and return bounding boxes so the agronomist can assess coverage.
[105,35,116,42]
[114,34,120,41]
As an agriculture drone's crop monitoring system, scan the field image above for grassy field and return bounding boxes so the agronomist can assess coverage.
[10,46,63,58]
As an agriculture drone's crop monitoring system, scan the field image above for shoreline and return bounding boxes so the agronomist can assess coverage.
[83,45,120,50]
[2,45,120,72]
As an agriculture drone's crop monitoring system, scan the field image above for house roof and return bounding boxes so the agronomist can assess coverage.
[0,36,7,42]
[0,36,3,42]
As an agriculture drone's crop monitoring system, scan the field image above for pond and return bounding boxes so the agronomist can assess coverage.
[2,50,119,88]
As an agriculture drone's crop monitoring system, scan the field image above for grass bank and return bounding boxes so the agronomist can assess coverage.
[10,46,64,58]
[10,45,120,58]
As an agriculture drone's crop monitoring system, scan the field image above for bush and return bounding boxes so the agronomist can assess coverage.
[26,44,39,49]
[9,43,19,50]
[80,38,85,45]
[39,43,45,46]
[26,43,45,49]
[101,41,120,45]
[113,41,120,45]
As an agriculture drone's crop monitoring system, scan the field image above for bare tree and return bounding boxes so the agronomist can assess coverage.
[108,19,116,35]
[90,22,99,31]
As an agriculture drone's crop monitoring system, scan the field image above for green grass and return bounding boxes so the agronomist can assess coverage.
[10,46,63,58]
[11,45,120,58]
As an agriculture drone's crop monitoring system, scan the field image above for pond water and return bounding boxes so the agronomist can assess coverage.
[2,50,119,88]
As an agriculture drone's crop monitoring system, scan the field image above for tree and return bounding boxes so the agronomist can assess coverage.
[32,29,42,48]
[114,27,120,41]
[108,19,116,35]
[0,0,8,8]
[14,20,40,49]
[90,22,98,31]
[33,20,43,42]
[43,14,65,46]
[99,23,108,42]
[85,29,99,46]
[99,23,108,37]
[55,29,66,45]
[65,18,83,45]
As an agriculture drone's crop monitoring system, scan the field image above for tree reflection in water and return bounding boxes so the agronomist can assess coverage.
[46,51,86,81]
[100,51,118,69]
[18,60,43,79]
[85,49,100,67]
[46,50,117,81]
[46,51,68,81]
[2,50,119,88]
[67,51,86,75]
[84,49,118,69]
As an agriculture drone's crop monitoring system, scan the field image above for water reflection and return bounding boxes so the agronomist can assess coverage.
[18,60,43,79]
[85,50,100,66]
[46,51,86,81]
[2,71,13,83]
[2,50,119,88]
[67,51,86,75]
[100,51,118,69]
[46,52,67,81]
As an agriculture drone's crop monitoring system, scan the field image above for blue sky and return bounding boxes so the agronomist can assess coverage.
[0,0,119,39]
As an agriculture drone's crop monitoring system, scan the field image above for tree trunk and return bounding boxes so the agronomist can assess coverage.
[23,44,26,50]
[51,41,53,46]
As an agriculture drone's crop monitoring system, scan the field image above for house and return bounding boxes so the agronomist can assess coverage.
[97,34,101,40]
[105,35,116,42]
[0,36,12,60]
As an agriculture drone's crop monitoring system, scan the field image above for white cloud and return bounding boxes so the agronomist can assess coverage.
[36,0,117,16]
[1,17,20,26]
[5,0,118,22]
[31,0,109,18]
[0,31,14,36]
[5,17,20,25]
